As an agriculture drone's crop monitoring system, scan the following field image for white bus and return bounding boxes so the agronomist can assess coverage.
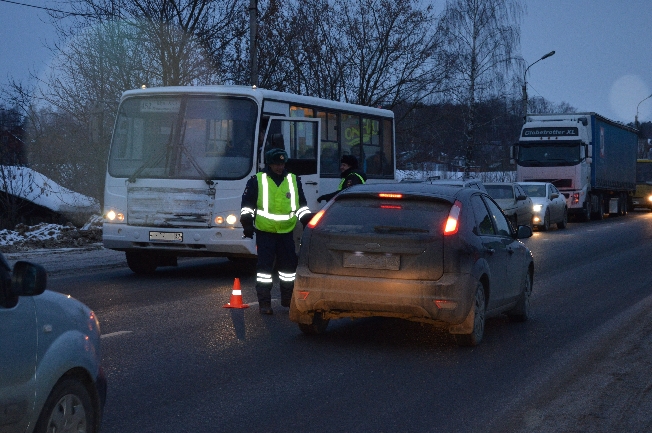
[103,85,396,273]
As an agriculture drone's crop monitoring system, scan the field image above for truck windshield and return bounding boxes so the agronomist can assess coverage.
[636,161,652,183]
[108,95,258,180]
[517,141,581,167]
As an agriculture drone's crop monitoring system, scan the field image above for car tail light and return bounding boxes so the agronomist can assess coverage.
[572,192,580,204]
[307,210,325,228]
[444,200,462,235]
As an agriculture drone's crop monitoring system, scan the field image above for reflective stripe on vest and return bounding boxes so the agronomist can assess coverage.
[338,172,366,190]
[255,173,299,233]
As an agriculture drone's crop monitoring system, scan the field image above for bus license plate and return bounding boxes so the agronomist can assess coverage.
[149,231,183,242]
[343,252,400,270]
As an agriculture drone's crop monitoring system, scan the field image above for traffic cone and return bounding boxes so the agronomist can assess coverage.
[223,278,249,309]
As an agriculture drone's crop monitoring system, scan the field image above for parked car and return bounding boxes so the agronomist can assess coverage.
[0,253,106,433]
[518,182,568,231]
[290,183,534,346]
[484,182,533,229]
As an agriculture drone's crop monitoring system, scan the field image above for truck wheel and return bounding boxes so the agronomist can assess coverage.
[454,281,486,347]
[557,208,568,229]
[126,251,158,274]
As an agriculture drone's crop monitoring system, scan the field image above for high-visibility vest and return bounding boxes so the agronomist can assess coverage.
[254,172,300,233]
[338,172,366,190]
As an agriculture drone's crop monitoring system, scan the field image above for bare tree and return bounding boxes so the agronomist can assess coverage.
[440,0,524,176]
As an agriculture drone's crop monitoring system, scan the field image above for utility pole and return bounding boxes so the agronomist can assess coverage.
[249,0,258,87]
[522,50,555,122]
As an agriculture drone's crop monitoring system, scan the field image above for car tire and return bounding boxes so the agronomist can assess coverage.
[541,210,550,231]
[34,378,98,433]
[454,281,486,347]
[508,271,532,322]
[557,208,568,229]
[298,312,330,335]
[126,251,157,274]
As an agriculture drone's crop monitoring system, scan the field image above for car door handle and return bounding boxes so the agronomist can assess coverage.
[484,248,495,254]
[305,181,318,185]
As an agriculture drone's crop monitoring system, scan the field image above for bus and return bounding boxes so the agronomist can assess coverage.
[102,85,396,273]
[631,159,652,210]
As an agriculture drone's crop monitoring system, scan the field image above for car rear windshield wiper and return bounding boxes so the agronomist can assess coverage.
[374,225,429,233]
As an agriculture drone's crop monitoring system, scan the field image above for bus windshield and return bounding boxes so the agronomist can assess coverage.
[108,95,258,180]
[517,141,581,167]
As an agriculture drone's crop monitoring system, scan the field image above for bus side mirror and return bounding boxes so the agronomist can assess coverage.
[510,144,518,165]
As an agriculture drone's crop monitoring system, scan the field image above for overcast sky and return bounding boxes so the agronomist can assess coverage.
[1,0,651,124]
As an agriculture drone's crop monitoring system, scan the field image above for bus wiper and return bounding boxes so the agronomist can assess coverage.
[128,131,175,183]
[176,121,212,185]
[374,225,429,233]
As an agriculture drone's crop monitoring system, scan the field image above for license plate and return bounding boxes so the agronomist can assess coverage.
[149,231,183,242]
[343,252,400,270]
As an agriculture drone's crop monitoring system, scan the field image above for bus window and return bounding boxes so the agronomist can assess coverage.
[317,111,339,175]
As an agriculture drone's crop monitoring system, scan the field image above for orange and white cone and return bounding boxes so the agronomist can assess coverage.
[223,278,249,309]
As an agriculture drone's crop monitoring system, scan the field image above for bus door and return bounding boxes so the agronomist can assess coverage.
[261,117,321,210]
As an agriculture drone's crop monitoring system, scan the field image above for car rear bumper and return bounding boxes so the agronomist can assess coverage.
[291,267,475,326]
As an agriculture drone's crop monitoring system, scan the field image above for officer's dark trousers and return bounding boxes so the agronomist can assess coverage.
[255,230,298,305]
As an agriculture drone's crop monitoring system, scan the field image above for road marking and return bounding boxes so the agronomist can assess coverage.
[101,331,133,339]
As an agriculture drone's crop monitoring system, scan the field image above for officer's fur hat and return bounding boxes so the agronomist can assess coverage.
[265,148,289,165]
[341,154,358,169]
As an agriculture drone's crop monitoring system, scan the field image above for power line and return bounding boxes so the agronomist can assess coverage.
[0,0,93,17]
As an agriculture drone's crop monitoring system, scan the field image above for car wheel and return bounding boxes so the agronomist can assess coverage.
[126,251,157,274]
[454,281,486,347]
[298,312,330,335]
[508,271,533,322]
[557,208,568,229]
[34,378,98,433]
[541,210,550,231]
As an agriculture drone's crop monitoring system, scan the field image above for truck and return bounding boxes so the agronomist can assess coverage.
[631,159,652,210]
[511,113,638,221]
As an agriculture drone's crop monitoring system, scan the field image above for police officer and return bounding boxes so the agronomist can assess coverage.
[317,154,367,203]
[240,148,312,315]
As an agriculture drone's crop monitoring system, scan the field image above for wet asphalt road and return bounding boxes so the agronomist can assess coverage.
[29,211,652,433]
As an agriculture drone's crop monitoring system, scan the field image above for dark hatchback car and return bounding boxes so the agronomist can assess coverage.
[290,183,534,346]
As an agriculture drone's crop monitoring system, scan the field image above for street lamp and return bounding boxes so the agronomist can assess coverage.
[522,50,556,121]
[635,93,652,128]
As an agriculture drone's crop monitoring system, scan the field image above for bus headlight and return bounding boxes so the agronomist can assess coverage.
[105,210,124,222]
[532,204,542,212]
[214,214,238,226]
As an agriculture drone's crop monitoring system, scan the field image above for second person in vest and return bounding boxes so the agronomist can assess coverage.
[317,154,367,203]
[240,148,312,315]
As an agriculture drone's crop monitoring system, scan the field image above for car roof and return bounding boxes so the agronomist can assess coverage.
[484,182,516,186]
[335,182,482,202]
[517,181,548,185]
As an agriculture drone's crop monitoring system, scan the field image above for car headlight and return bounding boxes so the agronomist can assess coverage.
[532,204,542,212]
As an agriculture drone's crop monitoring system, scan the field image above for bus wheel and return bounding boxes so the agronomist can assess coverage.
[126,251,158,274]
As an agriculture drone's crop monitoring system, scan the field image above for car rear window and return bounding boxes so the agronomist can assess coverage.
[317,197,451,234]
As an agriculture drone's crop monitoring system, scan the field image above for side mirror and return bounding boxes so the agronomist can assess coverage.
[516,194,527,201]
[11,261,47,297]
[516,225,533,239]
[551,193,559,199]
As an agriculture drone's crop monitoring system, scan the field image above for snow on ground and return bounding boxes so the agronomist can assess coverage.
[0,216,102,252]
